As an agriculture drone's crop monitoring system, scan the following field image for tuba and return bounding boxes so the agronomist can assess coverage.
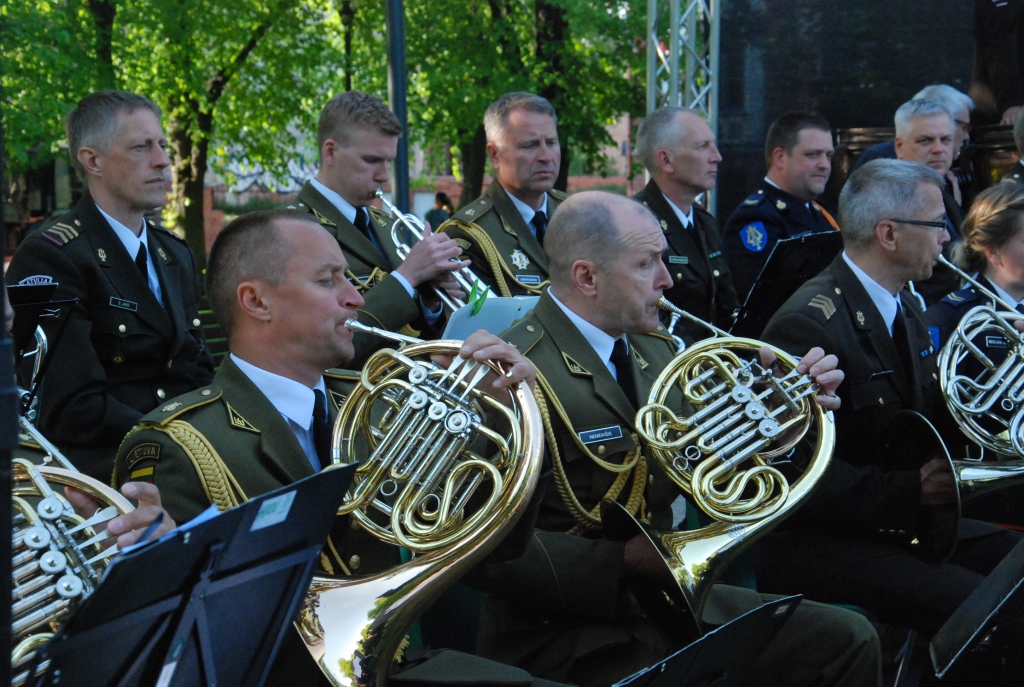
[295,320,544,686]
[602,297,835,629]
[376,190,497,313]
[11,458,133,686]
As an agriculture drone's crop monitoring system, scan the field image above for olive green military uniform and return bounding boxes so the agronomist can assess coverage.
[285,182,428,367]
[467,291,880,687]
[440,181,565,297]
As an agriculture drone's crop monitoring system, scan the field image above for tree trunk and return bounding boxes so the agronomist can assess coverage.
[339,1,355,92]
[458,124,487,208]
[535,1,569,192]
[86,0,117,88]
[167,101,210,270]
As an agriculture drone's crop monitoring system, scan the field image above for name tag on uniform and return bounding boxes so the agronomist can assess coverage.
[578,425,623,444]
[110,297,138,312]
[668,256,689,265]
[707,251,722,260]
[986,336,1008,348]
[518,275,542,285]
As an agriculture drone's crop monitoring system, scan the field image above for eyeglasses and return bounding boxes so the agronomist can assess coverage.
[888,218,949,230]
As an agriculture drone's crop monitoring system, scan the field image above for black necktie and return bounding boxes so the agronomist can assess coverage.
[311,389,330,471]
[532,210,548,245]
[135,243,148,278]
[611,339,639,409]
[892,306,914,376]
[354,207,370,234]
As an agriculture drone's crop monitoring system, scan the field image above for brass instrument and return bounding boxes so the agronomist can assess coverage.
[603,297,835,627]
[375,190,497,313]
[11,459,133,686]
[296,319,544,686]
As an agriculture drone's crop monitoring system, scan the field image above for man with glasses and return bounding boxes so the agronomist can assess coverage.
[754,159,1020,637]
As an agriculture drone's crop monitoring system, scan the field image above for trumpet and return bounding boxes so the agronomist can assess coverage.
[375,190,497,313]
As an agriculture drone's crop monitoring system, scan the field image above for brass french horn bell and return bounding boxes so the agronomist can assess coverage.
[603,297,835,629]
[296,320,544,686]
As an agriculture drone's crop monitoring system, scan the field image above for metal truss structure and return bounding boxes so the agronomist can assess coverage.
[646,0,721,127]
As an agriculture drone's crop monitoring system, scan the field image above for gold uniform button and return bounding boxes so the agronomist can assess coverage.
[597,445,606,455]
[157,389,166,399]
[349,555,361,570]
[526,325,536,333]
[676,273,683,280]
[201,389,212,396]
[118,324,126,333]
[193,318,201,327]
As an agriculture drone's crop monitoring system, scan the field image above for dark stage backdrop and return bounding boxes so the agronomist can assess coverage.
[715,0,974,222]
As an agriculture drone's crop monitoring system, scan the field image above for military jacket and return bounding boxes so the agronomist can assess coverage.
[4,192,214,481]
[441,181,565,297]
[113,355,397,579]
[471,292,685,680]
[286,182,425,367]
[1002,160,1024,185]
[633,180,738,333]
[761,253,960,537]
[723,180,840,302]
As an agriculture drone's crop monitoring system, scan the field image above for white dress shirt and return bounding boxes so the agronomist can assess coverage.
[986,278,1024,311]
[506,189,550,239]
[231,353,326,471]
[548,287,626,379]
[842,252,902,335]
[662,195,694,229]
[96,205,164,306]
[309,178,441,322]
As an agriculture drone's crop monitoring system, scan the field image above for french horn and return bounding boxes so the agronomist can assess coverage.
[603,297,835,628]
[295,320,544,686]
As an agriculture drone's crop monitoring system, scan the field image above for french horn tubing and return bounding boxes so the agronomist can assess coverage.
[296,320,544,686]
[376,190,497,313]
[603,297,835,628]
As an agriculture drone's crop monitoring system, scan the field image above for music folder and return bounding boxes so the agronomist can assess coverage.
[613,595,802,687]
[930,535,1024,679]
[30,464,356,687]
[731,231,843,339]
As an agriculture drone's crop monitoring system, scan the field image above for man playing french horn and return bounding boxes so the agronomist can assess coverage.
[112,209,544,686]
[469,191,881,687]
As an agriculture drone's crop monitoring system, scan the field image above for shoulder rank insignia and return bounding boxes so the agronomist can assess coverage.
[856,311,866,325]
[226,403,260,434]
[465,207,477,217]
[947,291,965,302]
[162,402,182,412]
[562,352,592,376]
[328,389,347,411]
[97,248,107,262]
[511,249,530,270]
[775,200,787,211]
[741,223,766,252]
[42,222,79,247]
[808,295,836,319]
[631,348,649,370]
[126,442,161,470]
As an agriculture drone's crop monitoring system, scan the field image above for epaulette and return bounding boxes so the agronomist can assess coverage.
[646,322,676,343]
[941,287,979,306]
[1003,172,1023,184]
[324,368,360,381]
[452,196,493,223]
[150,223,188,244]
[284,200,309,211]
[501,318,544,357]
[40,220,82,247]
[548,188,568,201]
[139,385,222,427]
[740,189,767,207]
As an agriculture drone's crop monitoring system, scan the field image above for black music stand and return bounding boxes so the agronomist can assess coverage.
[5,283,58,357]
[931,535,1024,679]
[732,232,842,338]
[613,596,802,687]
[31,465,356,687]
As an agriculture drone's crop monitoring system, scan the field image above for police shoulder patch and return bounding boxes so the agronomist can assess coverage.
[928,326,942,351]
[741,222,767,252]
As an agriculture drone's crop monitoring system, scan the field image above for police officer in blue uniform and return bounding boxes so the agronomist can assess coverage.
[723,112,840,302]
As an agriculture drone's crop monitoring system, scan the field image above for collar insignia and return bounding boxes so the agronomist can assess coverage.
[511,249,530,270]
[226,403,260,434]
[328,389,347,411]
[808,294,836,319]
[776,200,787,210]
[856,311,866,326]
[660,220,669,232]
[312,207,336,228]
[97,248,107,262]
[562,352,592,376]
[157,247,168,261]
[631,348,649,370]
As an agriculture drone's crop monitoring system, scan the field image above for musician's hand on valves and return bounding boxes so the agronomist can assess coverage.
[920,458,958,505]
[1014,319,1024,334]
[757,345,843,411]
[64,481,177,549]
[394,229,469,288]
[430,330,536,394]
[425,272,467,307]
